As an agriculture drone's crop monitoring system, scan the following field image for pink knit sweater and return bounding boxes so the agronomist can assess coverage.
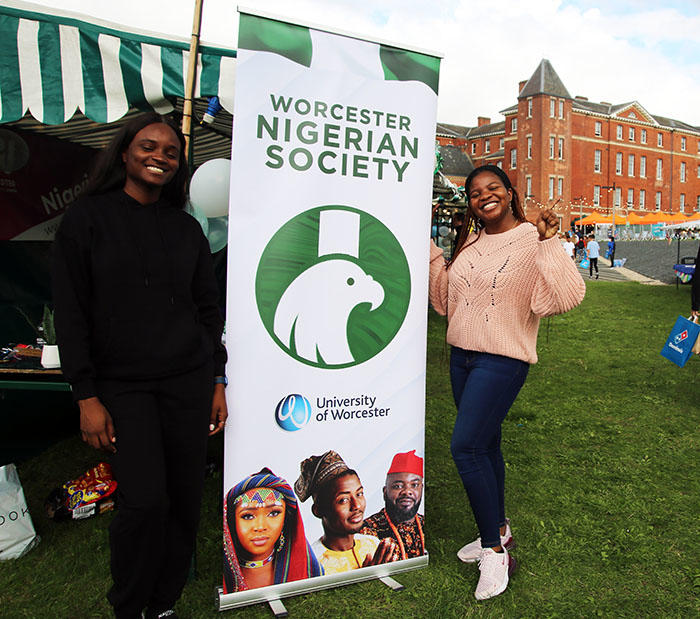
[429,223,585,364]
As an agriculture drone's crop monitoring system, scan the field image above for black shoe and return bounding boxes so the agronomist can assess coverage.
[595,273,599,279]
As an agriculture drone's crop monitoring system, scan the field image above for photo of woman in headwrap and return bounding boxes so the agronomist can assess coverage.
[223,468,323,593]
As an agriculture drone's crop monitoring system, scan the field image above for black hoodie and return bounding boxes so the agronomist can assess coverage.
[51,190,226,400]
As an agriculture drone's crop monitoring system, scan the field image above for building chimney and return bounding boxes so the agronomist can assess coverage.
[477,116,491,127]
[575,95,588,101]
[518,80,527,93]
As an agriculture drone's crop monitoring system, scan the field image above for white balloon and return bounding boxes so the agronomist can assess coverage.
[189,158,231,218]
[438,225,450,237]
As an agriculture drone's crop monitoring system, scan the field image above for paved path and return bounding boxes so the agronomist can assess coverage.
[575,240,699,285]
[576,258,653,283]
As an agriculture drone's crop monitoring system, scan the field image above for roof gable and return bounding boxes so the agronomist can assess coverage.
[612,102,655,124]
[518,59,571,100]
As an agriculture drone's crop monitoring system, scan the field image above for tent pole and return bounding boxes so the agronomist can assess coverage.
[182,0,204,165]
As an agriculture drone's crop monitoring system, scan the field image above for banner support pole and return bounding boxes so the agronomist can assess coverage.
[182,0,204,163]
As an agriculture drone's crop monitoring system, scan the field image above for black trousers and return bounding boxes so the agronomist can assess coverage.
[98,362,213,618]
[589,257,599,275]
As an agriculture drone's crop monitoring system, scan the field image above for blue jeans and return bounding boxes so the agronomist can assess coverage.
[449,347,529,548]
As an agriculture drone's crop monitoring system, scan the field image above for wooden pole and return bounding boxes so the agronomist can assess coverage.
[182,0,204,164]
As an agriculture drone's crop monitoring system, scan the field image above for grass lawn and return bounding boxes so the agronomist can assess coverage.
[1,281,699,618]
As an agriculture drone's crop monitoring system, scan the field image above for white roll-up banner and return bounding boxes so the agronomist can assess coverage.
[220,9,441,610]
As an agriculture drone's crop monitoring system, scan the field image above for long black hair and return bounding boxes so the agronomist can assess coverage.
[86,112,189,209]
[448,164,526,266]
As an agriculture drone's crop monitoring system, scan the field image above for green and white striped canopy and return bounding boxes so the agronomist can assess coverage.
[0,0,237,125]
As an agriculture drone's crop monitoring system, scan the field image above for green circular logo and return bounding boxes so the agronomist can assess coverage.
[255,206,410,369]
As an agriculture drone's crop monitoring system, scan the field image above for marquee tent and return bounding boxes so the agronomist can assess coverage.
[0,0,236,164]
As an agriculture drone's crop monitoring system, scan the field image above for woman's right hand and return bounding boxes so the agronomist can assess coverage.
[78,397,116,452]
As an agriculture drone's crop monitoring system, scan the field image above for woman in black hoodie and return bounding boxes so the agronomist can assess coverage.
[52,113,227,619]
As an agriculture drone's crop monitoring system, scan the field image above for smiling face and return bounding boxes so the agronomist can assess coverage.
[317,473,366,538]
[121,122,181,202]
[233,488,287,562]
[384,472,423,523]
[468,171,517,234]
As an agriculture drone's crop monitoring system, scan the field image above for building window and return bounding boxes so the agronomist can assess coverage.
[526,176,532,198]
[484,140,490,153]
[471,143,476,155]
[527,98,532,117]
[697,195,700,211]
[593,186,601,207]
[616,152,623,175]
[558,100,564,119]
[497,161,503,169]
[655,191,661,210]
[681,136,686,151]
[549,136,555,159]
[680,162,686,182]
[594,150,602,173]
[697,164,700,178]
[550,98,555,117]
[641,129,647,144]
[639,189,646,210]
[527,136,532,159]
[656,159,663,180]
[627,188,634,207]
[511,118,517,132]
[614,187,621,208]
[657,133,663,147]
[548,177,554,200]
[680,194,685,211]
[499,137,504,149]
[628,154,635,177]
[594,121,602,137]
[510,148,517,168]
[557,177,563,196]
[558,137,564,160]
[616,125,623,140]
[640,156,646,178]
[628,127,635,141]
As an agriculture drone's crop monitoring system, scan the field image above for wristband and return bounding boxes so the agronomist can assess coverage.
[214,376,228,386]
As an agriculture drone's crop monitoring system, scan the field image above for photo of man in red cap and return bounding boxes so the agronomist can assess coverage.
[360,450,425,560]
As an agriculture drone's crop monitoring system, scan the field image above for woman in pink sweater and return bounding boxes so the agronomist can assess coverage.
[429,165,585,601]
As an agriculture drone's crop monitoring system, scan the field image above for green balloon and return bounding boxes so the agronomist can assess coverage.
[184,200,209,237]
[207,216,228,253]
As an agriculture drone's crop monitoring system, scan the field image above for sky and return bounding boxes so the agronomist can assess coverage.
[32,0,700,128]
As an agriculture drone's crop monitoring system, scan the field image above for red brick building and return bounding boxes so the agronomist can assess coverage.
[437,59,700,227]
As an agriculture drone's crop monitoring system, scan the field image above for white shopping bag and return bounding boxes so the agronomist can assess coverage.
[0,463,40,560]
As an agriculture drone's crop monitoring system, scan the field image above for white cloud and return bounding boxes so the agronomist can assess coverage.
[33,0,700,127]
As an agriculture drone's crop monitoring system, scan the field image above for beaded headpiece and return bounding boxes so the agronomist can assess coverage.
[233,487,283,508]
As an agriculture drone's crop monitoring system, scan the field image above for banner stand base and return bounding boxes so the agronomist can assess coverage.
[268,599,289,617]
[218,554,428,612]
[378,576,405,591]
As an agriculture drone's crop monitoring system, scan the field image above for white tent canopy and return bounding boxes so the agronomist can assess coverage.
[662,220,700,230]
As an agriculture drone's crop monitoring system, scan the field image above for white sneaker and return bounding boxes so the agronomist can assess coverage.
[457,519,514,563]
[474,546,516,601]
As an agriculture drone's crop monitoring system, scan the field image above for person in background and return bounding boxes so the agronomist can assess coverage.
[587,234,600,279]
[361,450,425,560]
[607,236,616,268]
[562,234,575,261]
[52,113,227,619]
[429,164,585,601]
